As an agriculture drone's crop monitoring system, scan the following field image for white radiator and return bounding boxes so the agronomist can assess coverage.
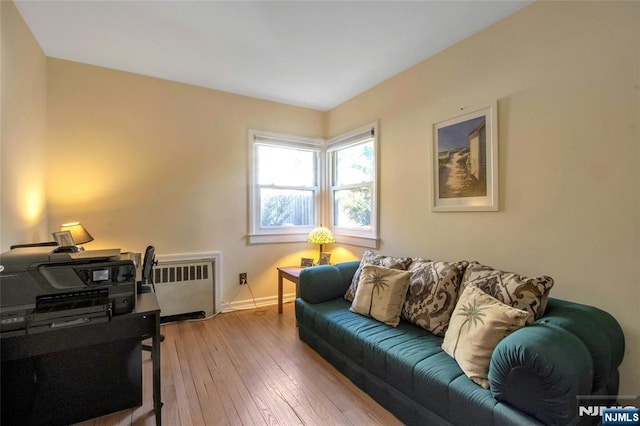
[152,252,221,319]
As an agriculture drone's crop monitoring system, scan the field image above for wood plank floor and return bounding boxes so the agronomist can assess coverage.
[75,302,402,426]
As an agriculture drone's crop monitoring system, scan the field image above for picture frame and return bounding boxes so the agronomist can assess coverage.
[300,257,314,267]
[431,102,498,212]
[52,230,75,247]
[318,252,331,265]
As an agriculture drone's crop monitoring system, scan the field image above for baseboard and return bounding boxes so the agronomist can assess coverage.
[220,292,296,313]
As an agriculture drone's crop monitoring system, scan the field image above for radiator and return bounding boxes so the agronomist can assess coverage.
[152,252,220,319]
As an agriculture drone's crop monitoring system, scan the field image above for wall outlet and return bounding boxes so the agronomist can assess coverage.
[239,272,247,285]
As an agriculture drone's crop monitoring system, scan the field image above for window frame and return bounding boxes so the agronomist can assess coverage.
[326,122,379,248]
[248,130,324,244]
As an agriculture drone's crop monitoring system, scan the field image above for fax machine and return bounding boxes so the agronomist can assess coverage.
[0,247,136,336]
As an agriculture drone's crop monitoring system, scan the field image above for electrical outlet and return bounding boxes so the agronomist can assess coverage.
[239,272,247,285]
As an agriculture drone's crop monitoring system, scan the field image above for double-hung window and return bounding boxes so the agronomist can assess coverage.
[248,122,378,247]
[248,130,323,244]
[328,122,378,248]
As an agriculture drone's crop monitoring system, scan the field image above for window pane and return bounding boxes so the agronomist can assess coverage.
[335,141,374,186]
[260,188,314,227]
[258,145,316,186]
[334,187,371,228]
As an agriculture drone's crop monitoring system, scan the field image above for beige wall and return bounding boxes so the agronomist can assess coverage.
[328,1,639,396]
[0,1,48,250]
[3,0,638,397]
[46,59,360,309]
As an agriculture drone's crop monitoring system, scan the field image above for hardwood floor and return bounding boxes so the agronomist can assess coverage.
[75,302,402,426]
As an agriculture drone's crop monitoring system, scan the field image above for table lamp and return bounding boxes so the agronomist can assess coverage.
[307,226,335,264]
[60,222,94,249]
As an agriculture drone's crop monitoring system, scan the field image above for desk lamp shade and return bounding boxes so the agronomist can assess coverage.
[60,222,94,245]
[307,226,335,256]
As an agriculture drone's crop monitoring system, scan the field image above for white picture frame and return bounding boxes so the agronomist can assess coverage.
[52,230,75,246]
[431,102,499,212]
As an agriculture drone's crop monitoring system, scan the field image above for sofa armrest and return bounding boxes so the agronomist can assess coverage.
[489,323,594,425]
[298,261,360,303]
[541,298,625,395]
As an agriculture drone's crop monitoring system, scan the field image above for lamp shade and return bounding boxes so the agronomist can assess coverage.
[307,226,335,245]
[60,222,94,245]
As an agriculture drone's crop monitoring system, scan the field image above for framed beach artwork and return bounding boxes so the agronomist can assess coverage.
[431,102,498,212]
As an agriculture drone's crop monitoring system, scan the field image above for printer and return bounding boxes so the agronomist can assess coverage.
[0,247,136,336]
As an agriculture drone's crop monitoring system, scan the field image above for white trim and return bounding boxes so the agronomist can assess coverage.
[327,121,379,243]
[155,251,223,314]
[247,232,309,244]
[248,129,323,242]
[327,122,376,150]
[220,293,296,312]
[246,123,380,249]
[251,129,324,148]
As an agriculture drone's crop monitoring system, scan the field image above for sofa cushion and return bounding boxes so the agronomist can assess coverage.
[460,261,554,324]
[350,265,412,327]
[402,259,468,336]
[345,250,412,302]
[442,285,528,388]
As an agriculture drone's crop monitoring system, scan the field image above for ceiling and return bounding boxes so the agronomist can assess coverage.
[15,1,531,111]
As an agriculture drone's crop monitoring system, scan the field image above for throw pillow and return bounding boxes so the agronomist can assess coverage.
[442,285,529,389]
[350,264,413,327]
[460,261,554,325]
[345,250,412,302]
[401,259,469,336]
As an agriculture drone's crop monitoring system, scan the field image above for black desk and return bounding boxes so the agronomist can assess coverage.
[1,293,162,425]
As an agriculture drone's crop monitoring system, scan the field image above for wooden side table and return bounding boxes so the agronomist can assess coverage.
[277,266,303,314]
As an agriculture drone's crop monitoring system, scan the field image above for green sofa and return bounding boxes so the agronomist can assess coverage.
[294,261,625,426]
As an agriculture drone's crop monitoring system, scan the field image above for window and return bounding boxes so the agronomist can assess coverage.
[248,131,323,244]
[328,123,378,248]
[248,123,378,248]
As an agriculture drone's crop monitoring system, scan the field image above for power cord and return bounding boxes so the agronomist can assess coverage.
[246,282,267,316]
[221,281,267,316]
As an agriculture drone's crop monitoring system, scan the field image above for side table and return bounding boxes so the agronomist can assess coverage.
[276,266,303,314]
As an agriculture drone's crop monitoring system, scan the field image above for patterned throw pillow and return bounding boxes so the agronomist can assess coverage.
[442,285,529,388]
[460,262,554,325]
[401,259,469,336]
[350,264,413,327]
[344,250,412,302]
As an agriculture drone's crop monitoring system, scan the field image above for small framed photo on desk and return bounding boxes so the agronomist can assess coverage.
[300,257,314,267]
[319,252,331,265]
[52,231,75,247]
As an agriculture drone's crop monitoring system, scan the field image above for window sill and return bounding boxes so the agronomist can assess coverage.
[247,233,309,245]
[247,232,378,248]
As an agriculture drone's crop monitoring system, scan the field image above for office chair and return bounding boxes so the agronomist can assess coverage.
[138,245,158,294]
[138,245,164,352]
